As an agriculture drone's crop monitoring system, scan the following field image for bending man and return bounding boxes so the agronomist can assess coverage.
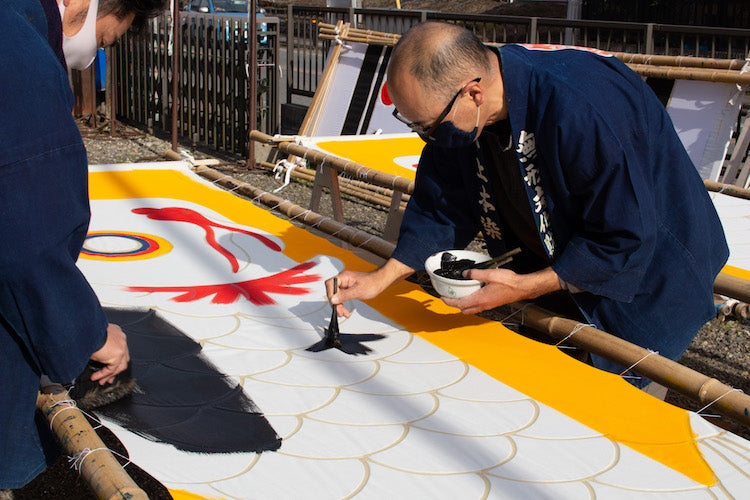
[1,0,164,490]
[326,22,728,384]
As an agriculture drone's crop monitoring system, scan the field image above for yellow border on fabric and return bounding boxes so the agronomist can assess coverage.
[722,264,750,281]
[315,137,422,180]
[168,490,224,500]
[89,167,716,486]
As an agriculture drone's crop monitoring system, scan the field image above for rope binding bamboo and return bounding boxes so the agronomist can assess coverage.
[37,384,148,500]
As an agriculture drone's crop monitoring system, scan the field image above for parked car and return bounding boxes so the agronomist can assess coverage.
[186,0,266,16]
[186,0,268,44]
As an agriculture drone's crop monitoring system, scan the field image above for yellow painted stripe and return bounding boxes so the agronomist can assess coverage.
[722,264,750,281]
[168,489,223,500]
[315,137,422,180]
[89,168,716,487]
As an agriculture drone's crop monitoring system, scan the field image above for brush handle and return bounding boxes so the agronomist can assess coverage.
[471,247,521,270]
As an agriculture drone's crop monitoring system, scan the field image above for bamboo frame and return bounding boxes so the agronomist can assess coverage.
[704,179,750,200]
[297,21,350,138]
[317,24,750,84]
[37,385,147,500]
[198,164,750,427]
[258,161,408,210]
[626,63,750,84]
[611,52,747,70]
[250,131,415,195]
[508,302,750,428]
[715,273,750,304]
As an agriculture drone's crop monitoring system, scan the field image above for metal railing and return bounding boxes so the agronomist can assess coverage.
[114,6,748,161]
[114,12,279,158]
[273,5,750,103]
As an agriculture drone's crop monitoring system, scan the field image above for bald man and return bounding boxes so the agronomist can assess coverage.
[326,22,728,385]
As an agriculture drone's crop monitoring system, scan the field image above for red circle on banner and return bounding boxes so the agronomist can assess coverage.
[381,81,392,105]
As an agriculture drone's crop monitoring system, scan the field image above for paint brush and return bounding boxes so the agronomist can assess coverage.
[324,277,342,348]
[469,247,522,271]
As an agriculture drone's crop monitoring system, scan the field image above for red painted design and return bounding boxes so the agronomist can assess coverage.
[132,207,281,273]
[521,44,612,57]
[381,81,392,106]
[126,261,320,305]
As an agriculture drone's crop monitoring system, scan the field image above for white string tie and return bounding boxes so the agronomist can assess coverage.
[181,150,196,167]
[333,26,351,49]
[697,387,743,417]
[313,217,331,229]
[332,34,352,50]
[289,209,311,222]
[68,447,132,473]
[272,159,297,193]
[355,235,375,248]
[555,323,595,349]
[48,399,78,430]
[619,349,658,376]
[212,174,232,185]
[499,304,530,327]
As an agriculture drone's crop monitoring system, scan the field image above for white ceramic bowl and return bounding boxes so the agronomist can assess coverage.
[425,250,491,299]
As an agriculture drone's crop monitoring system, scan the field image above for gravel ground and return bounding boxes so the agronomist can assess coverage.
[13,120,749,498]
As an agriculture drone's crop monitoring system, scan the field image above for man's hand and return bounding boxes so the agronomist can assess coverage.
[89,323,129,385]
[442,266,562,315]
[326,258,414,318]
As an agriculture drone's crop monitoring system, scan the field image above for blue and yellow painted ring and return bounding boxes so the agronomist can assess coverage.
[80,231,172,261]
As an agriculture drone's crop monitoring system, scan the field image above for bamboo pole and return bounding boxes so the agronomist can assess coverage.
[611,52,747,70]
[317,24,750,84]
[194,166,396,257]
[297,21,349,137]
[260,159,411,201]
[269,162,400,208]
[626,63,750,85]
[509,302,750,427]
[257,161,408,209]
[250,131,415,195]
[704,179,750,200]
[37,385,147,500]
[715,272,750,304]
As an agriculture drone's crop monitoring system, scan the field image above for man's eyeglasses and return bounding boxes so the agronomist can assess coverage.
[392,77,481,141]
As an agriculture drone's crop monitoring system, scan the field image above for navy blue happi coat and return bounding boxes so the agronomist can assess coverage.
[392,44,729,380]
[0,0,108,487]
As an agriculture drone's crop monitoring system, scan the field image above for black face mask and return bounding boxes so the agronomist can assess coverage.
[427,105,481,148]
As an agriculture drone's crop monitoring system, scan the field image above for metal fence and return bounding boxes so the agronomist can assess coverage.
[273,5,750,103]
[114,12,279,157]
[114,6,749,159]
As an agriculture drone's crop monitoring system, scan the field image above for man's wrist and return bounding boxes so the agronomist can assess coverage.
[524,267,563,299]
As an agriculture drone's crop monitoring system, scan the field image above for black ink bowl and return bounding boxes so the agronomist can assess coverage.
[425,250,491,299]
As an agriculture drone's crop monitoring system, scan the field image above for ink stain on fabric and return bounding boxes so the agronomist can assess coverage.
[306,331,386,355]
[97,308,281,454]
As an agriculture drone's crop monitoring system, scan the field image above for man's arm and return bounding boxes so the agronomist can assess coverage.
[326,258,415,317]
